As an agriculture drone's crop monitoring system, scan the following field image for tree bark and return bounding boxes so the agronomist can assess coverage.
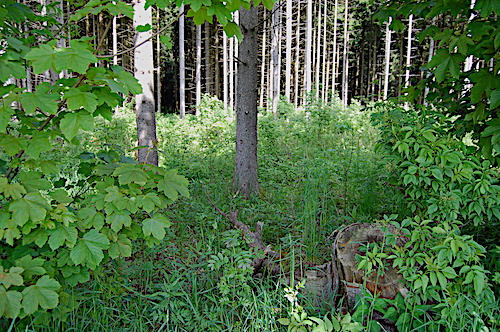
[179,4,186,118]
[383,17,392,101]
[341,0,349,106]
[270,1,281,118]
[234,2,260,199]
[305,0,313,97]
[285,0,292,103]
[195,23,201,115]
[133,0,158,165]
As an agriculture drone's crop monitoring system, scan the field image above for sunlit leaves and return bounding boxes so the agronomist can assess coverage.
[157,169,190,201]
[60,40,98,74]
[25,132,53,160]
[142,214,171,240]
[0,267,24,288]
[70,229,110,269]
[22,276,61,315]
[15,256,46,279]
[24,44,57,74]
[113,164,149,185]
[64,88,99,112]
[0,286,22,318]
[9,193,49,226]
[48,224,78,250]
[60,111,94,140]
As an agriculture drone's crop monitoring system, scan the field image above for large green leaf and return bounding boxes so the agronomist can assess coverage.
[0,178,26,200]
[157,169,190,201]
[19,91,59,115]
[21,275,61,315]
[108,234,132,259]
[18,171,51,192]
[24,44,56,74]
[70,229,110,268]
[426,49,464,82]
[25,132,53,159]
[9,193,49,226]
[142,215,171,240]
[0,286,22,318]
[0,266,24,288]
[0,135,27,156]
[15,255,46,279]
[60,110,94,140]
[58,40,97,74]
[107,212,132,232]
[48,224,78,250]
[64,88,98,112]
[113,164,149,185]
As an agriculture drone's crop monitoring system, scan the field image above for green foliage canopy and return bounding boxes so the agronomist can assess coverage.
[375,0,500,163]
[0,0,189,321]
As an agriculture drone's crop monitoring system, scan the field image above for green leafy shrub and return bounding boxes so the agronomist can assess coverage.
[0,0,189,325]
[366,104,500,331]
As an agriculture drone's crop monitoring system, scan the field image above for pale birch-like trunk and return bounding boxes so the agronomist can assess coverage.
[404,14,413,90]
[223,32,228,113]
[179,4,186,118]
[321,0,328,101]
[134,0,158,165]
[259,11,267,108]
[229,34,235,112]
[315,1,322,99]
[341,0,349,106]
[331,0,339,100]
[383,17,392,101]
[270,1,281,118]
[285,0,292,103]
[234,3,260,198]
[305,0,313,97]
[294,0,301,107]
[195,23,202,115]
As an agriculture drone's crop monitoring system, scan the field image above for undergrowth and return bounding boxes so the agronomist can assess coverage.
[4,95,473,331]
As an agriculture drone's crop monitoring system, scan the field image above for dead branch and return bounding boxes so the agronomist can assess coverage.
[201,181,280,274]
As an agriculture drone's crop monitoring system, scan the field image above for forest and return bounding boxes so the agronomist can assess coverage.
[0,0,499,331]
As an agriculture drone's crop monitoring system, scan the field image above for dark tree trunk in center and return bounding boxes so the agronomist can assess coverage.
[233,3,260,198]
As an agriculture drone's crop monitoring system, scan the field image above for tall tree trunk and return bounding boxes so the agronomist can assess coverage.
[223,31,228,113]
[134,0,158,165]
[315,1,322,99]
[195,23,201,115]
[404,15,413,91]
[331,0,338,100]
[285,0,292,103]
[305,0,313,97]
[341,0,349,106]
[321,0,328,101]
[383,17,392,101]
[156,7,161,113]
[270,1,281,117]
[234,2,260,198]
[259,9,267,108]
[179,5,186,118]
[294,0,301,107]
[205,23,212,95]
[229,33,235,112]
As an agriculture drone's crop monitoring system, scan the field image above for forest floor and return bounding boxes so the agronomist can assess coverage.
[15,97,498,331]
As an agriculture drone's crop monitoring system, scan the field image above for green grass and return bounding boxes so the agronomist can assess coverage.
[3,96,404,332]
